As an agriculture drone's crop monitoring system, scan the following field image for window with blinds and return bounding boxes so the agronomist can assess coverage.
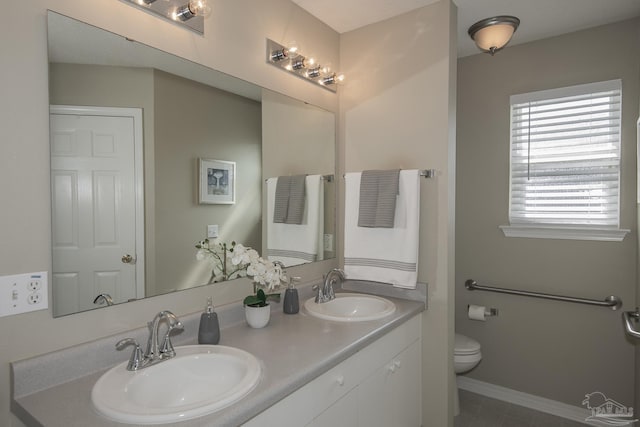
[508,80,622,231]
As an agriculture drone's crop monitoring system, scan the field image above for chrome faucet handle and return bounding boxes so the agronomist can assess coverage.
[160,320,184,358]
[116,338,144,371]
[313,283,324,303]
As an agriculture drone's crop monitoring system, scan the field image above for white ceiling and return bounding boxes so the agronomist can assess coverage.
[292,0,640,57]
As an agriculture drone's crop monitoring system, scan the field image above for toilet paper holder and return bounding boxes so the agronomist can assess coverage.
[467,305,498,317]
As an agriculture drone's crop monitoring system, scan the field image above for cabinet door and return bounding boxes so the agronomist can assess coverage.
[392,340,422,427]
[357,355,394,427]
[357,340,422,427]
[309,388,359,427]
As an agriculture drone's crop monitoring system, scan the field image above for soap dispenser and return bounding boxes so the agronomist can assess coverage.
[283,277,301,314]
[198,297,220,345]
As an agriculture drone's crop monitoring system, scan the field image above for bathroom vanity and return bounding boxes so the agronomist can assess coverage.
[11,288,424,427]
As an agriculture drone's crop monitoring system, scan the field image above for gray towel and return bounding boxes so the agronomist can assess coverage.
[273,175,306,225]
[273,176,292,223]
[286,175,306,224]
[358,169,400,228]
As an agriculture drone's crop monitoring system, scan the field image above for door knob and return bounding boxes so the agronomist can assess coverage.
[122,254,135,264]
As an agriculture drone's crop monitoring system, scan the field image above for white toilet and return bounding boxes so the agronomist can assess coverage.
[454,333,482,415]
[454,333,482,374]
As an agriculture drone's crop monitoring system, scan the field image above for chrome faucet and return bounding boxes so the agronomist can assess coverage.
[146,310,183,361]
[93,293,114,306]
[314,268,345,303]
[116,310,183,371]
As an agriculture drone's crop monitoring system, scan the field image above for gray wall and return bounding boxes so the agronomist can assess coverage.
[340,1,457,424]
[0,1,339,425]
[153,70,262,294]
[456,18,640,406]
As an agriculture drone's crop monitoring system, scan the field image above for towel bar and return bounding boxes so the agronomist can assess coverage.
[264,174,334,182]
[342,169,436,178]
[465,279,622,310]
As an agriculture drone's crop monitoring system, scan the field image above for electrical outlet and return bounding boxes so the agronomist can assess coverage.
[28,279,42,291]
[28,292,42,305]
[0,271,48,317]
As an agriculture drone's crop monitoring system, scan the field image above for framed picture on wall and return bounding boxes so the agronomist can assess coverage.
[199,158,236,204]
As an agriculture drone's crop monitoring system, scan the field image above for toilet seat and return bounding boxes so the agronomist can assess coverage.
[454,333,482,375]
[455,333,481,356]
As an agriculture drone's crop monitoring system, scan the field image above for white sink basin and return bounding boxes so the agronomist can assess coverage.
[304,293,396,322]
[92,345,261,425]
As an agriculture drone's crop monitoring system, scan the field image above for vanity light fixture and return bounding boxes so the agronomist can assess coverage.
[266,38,344,93]
[468,15,520,55]
[122,0,211,34]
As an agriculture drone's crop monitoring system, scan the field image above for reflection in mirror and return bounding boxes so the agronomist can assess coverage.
[47,12,336,317]
[262,90,336,267]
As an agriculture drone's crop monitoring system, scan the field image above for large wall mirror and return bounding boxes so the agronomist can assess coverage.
[48,11,336,317]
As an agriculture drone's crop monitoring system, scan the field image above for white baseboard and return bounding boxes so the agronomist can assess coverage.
[457,376,591,423]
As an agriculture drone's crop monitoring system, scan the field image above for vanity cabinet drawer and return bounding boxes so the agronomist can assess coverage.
[242,314,421,427]
[243,346,362,427]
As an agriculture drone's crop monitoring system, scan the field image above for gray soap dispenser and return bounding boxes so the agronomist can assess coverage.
[198,297,220,345]
[283,277,301,314]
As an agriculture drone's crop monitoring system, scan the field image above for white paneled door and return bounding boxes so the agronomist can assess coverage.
[50,106,144,316]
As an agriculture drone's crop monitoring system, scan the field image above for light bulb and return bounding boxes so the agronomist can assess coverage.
[172,0,211,21]
[285,41,300,58]
[320,72,345,86]
[291,56,315,71]
[189,0,212,17]
[270,41,301,62]
[306,64,323,78]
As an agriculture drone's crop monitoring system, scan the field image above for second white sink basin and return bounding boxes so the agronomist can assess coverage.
[304,293,396,322]
[92,345,261,425]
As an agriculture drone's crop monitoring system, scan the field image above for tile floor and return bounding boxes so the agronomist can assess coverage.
[454,390,590,427]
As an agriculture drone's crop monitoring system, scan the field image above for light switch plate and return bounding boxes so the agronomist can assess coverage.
[0,271,49,317]
[207,225,219,238]
[324,234,334,251]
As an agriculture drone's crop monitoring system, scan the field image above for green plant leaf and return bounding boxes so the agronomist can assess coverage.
[244,289,269,307]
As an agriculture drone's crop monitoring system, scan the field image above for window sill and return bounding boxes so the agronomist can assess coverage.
[499,225,630,242]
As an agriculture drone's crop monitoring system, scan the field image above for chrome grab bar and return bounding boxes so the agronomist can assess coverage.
[623,310,640,339]
[465,279,622,310]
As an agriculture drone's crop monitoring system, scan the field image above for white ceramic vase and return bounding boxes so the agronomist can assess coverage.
[245,304,271,328]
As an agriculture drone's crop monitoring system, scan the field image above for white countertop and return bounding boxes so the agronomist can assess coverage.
[11,284,425,427]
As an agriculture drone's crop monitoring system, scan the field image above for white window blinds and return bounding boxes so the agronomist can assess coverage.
[509,80,622,227]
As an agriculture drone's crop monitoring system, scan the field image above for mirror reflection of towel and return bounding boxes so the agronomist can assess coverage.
[267,175,324,267]
[358,169,400,228]
[273,175,306,225]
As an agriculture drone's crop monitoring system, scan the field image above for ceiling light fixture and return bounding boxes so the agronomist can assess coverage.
[468,15,520,55]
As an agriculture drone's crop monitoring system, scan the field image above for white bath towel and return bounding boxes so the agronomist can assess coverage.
[267,175,324,267]
[344,170,420,289]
